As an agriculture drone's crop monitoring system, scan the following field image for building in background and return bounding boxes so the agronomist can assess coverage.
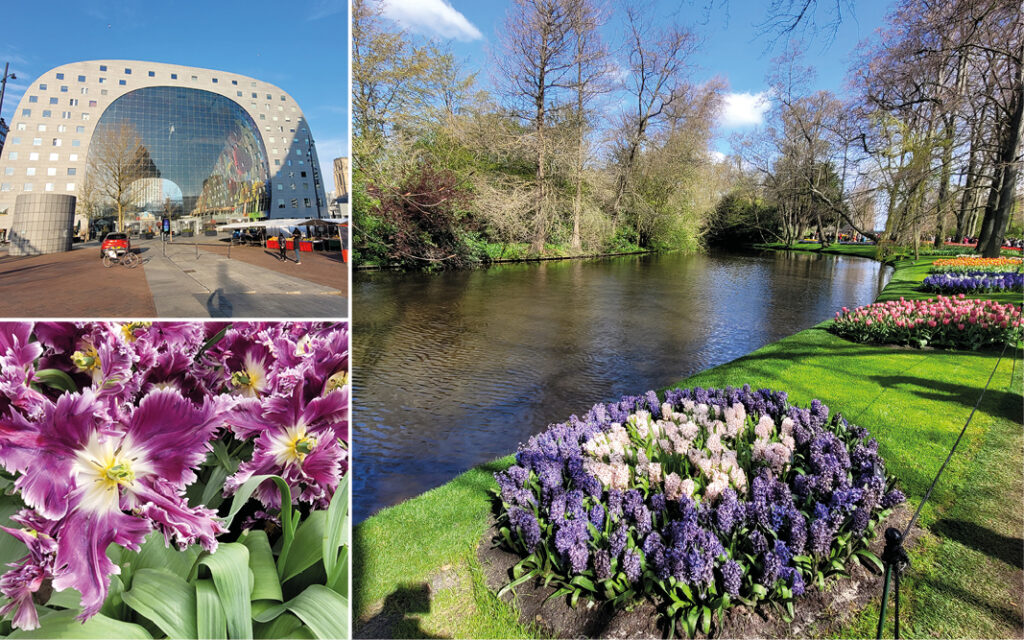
[0,60,327,238]
[328,156,348,218]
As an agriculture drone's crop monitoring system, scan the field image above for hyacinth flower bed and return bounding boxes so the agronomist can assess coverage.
[829,295,1024,350]
[919,271,1024,294]
[929,256,1023,274]
[0,321,349,638]
[493,386,905,637]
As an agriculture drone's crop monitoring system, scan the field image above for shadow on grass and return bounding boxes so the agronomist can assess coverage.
[355,583,442,639]
[868,374,1023,424]
[930,519,1024,571]
[917,576,1024,633]
[353,459,512,634]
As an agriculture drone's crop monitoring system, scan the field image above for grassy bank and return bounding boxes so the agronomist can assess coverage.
[353,246,1024,638]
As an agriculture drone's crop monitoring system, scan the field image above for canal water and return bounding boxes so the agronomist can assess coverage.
[352,249,892,522]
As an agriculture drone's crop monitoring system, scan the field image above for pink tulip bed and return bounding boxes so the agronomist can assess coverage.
[829,295,1023,349]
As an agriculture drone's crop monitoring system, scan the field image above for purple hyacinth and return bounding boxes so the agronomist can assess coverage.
[760,551,781,586]
[622,549,642,583]
[609,521,628,559]
[594,549,612,580]
[721,559,742,596]
[715,489,740,535]
[509,507,541,552]
[554,518,590,573]
[880,489,906,509]
[809,518,833,555]
[589,503,605,530]
[750,529,768,555]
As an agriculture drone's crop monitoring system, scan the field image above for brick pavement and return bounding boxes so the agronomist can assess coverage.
[0,242,157,317]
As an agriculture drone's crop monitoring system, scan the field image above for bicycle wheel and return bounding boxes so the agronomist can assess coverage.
[122,252,141,269]
[102,254,116,268]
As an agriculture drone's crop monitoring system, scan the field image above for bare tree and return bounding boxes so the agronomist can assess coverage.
[496,0,578,251]
[85,122,154,232]
[611,2,698,222]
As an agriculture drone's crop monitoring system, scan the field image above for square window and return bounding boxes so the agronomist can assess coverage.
[69,98,78,106]
[49,97,58,104]
[0,184,9,192]
[278,199,285,208]
[61,112,71,119]
[290,183,296,190]
[46,167,56,176]
[148,71,155,77]
[101,90,108,96]
[99,65,107,71]
[23,184,32,191]
[38,83,47,90]
[277,184,283,191]
[69,153,78,161]
[67,168,76,176]
[237,91,242,97]
[191,75,198,81]
[49,152,58,161]
[274,159,280,166]
[304,198,311,208]
[125,68,131,74]
[75,126,85,133]
[44,183,54,192]
[66,183,75,191]
[71,140,80,147]
[89,100,97,107]
[56,73,64,80]
[119,79,126,86]
[266,94,271,99]
[21,109,30,117]
[15,123,25,131]
[3,168,12,176]
[52,138,62,147]
[212,78,218,83]
[37,124,46,132]
[232,79,238,85]
[41,110,51,118]
[301,171,307,178]
[251,92,257,98]
[82,113,89,121]
[10,137,19,145]
[77,75,85,82]
[60,85,67,92]
[98,77,105,84]
[28,152,38,160]
[80,87,88,95]
[291,198,298,208]
[26,168,36,176]
[281,95,286,101]
[171,73,177,79]
[57,125,66,133]
[32,138,41,146]
[8,152,16,160]
[298,160,304,166]
[28,96,37,103]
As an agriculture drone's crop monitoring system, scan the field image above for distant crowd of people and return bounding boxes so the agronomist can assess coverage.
[935,235,1024,249]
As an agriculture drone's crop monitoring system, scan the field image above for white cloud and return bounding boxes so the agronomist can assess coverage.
[709,150,727,163]
[381,0,483,42]
[720,91,771,128]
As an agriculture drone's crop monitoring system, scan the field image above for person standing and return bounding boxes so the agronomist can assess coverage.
[292,227,302,265]
[278,228,288,261]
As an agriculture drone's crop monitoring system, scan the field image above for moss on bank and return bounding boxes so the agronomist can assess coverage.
[353,245,1023,639]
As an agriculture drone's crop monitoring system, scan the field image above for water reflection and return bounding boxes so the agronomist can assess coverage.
[353,249,891,522]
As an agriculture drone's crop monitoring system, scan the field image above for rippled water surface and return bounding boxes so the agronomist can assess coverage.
[353,249,891,521]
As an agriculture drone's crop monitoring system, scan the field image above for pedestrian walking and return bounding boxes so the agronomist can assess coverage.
[278,228,288,262]
[292,227,302,264]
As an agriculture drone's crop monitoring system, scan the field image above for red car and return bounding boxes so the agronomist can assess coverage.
[100,232,131,258]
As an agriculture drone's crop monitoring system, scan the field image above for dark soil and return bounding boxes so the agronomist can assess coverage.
[479,505,920,639]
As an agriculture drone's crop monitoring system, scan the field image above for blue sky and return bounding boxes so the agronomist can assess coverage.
[0,0,348,193]
[377,0,893,155]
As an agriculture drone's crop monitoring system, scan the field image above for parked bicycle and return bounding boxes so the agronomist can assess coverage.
[102,246,140,268]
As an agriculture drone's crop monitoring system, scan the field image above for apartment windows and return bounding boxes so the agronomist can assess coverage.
[41,110,51,118]
[49,97,58,104]
[77,75,86,82]
[28,96,37,103]
[69,98,78,106]
[125,68,132,74]
[67,168,76,176]
[75,126,85,133]
[99,65,107,71]
[26,168,36,176]
[304,198,311,208]
[28,152,38,160]
[46,167,56,176]
[3,168,12,176]
[23,183,32,191]
[119,79,126,86]
[66,183,75,191]
[171,73,177,79]
[44,183,54,192]
[60,85,68,92]
[56,73,64,80]
[148,71,155,77]
[21,109,30,117]
[49,152,58,161]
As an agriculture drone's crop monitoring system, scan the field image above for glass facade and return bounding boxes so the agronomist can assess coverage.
[87,86,270,220]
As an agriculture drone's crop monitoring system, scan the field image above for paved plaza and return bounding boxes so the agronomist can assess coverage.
[0,238,348,318]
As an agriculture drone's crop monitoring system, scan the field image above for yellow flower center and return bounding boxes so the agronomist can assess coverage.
[326,370,349,394]
[289,433,318,463]
[71,345,100,373]
[120,322,151,343]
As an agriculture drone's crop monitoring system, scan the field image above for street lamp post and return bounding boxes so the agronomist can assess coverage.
[0,62,17,123]
[307,136,323,219]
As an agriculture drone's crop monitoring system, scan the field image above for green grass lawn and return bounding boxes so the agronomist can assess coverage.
[353,250,1024,639]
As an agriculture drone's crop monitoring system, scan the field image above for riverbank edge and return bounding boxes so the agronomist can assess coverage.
[353,247,662,271]
[352,246,1023,639]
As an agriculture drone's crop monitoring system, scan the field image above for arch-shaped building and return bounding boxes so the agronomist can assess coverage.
[0,60,326,236]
